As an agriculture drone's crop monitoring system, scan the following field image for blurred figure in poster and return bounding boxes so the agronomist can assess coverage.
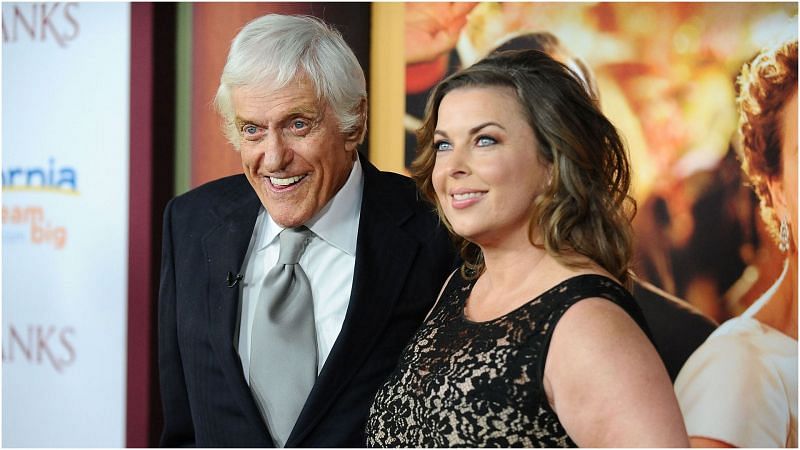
[405,2,476,93]
[674,39,798,448]
[158,14,456,447]
[366,49,688,447]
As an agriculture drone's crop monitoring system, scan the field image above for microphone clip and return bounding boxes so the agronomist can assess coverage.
[225,272,243,288]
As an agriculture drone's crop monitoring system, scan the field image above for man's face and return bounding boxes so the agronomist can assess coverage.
[232,80,360,228]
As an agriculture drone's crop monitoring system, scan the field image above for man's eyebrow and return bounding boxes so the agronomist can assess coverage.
[234,116,262,129]
[287,105,319,116]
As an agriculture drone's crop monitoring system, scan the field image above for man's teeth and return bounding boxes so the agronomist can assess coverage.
[270,175,304,186]
[453,192,485,201]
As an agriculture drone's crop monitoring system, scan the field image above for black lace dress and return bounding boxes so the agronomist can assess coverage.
[365,272,650,447]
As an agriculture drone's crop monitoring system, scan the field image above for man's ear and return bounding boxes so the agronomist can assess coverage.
[344,98,368,153]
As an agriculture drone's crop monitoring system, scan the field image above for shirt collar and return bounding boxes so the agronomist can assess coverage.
[259,155,363,256]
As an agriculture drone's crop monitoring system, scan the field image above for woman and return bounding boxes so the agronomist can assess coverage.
[365,50,688,447]
[674,40,798,448]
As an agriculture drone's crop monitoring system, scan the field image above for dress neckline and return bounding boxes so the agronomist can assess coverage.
[459,273,624,325]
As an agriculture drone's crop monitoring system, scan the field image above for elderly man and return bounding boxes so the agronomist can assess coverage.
[158,14,455,447]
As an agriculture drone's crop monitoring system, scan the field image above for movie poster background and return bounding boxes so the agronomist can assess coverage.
[401,2,798,323]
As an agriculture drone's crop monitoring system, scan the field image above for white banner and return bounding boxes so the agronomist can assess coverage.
[2,3,130,446]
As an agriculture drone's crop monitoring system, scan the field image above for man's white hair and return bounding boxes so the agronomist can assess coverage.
[214,14,367,149]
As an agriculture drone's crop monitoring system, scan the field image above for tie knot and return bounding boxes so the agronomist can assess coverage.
[277,226,312,265]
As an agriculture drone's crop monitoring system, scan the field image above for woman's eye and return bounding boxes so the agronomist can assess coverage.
[476,136,496,147]
[434,141,453,152]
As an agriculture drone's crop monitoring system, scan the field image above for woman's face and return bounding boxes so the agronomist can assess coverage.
[431,86,550,247]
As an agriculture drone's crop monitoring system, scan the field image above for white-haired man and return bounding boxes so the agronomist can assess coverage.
[158,14,455,447]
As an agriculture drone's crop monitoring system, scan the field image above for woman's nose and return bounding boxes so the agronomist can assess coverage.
[445,146,470,178]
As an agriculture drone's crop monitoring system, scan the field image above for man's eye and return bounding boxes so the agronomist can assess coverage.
[290,119,312,135]
[242,124,259,135]
[241,124,265,141]
[476,136,496,147]
[433,141,453,152]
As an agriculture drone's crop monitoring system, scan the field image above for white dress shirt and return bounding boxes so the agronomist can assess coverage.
[237,157,363,382]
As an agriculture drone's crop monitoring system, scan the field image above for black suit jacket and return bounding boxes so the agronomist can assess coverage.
[158,158,456,447]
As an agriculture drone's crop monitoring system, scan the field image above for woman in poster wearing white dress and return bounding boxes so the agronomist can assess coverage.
[674,39,798,448]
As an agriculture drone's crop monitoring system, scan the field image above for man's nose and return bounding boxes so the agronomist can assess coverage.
[261,131,293,171]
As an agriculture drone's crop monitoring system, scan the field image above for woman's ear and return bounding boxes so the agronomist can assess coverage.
[767,177,788,216]
[345,98,368,153]
[767,176,795,252]
[545,162,556,189]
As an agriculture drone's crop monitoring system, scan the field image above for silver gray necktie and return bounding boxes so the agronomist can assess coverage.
[249,226,317,447]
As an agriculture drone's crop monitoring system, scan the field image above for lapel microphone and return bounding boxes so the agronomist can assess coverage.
[225,272,243,288]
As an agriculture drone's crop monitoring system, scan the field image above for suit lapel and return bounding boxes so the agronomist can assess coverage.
[200,180,269,437]
[288,159,421,445]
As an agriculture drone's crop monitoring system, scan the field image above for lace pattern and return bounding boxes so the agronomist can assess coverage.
[366,273,647,447]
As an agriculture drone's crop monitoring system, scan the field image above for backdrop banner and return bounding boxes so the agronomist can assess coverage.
[2,2,130,446]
